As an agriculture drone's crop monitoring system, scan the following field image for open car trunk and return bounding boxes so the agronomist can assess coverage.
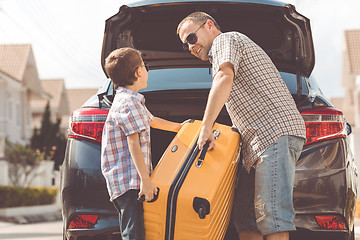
[100,0,316,165]
[102,0,314,77]
[143,89,232,166]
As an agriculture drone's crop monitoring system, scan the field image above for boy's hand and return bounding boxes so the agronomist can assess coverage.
[139,177,158,202]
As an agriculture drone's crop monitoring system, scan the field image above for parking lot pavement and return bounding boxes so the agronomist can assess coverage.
[0,220,62,240]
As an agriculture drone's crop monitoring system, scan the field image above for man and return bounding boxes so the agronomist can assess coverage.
[177,12,306,240]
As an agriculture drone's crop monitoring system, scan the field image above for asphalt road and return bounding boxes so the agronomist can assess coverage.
[1,220,360,240]
[0,221,62,240]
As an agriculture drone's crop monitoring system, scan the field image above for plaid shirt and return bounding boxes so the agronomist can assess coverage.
[209,32,306,172]
[101,87,153,201]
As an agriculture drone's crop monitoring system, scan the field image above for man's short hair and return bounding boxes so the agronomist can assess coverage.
[105,47,142,89]
[177,11,221,35]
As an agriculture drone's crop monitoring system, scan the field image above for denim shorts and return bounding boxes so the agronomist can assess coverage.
[232,135,305,236]
[112,189,145,240]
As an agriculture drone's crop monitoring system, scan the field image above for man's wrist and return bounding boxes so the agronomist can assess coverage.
[201,121,213,131]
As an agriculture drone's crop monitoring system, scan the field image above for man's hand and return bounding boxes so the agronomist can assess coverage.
[198,125,216,150]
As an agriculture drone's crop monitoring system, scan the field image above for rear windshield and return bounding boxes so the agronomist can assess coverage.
[140,68,308,95]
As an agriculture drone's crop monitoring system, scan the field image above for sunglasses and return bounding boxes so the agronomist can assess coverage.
[182,21,207,52]
[135,61,149,73]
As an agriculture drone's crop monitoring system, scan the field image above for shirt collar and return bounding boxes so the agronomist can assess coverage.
[116,86,145,104]
[208,33,223,64]
[208,48,213,64]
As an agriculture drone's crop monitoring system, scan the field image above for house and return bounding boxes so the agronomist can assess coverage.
[30,79,70,134]
[0,44,46,158]
[341,29,360,166]
[67,88,98,112]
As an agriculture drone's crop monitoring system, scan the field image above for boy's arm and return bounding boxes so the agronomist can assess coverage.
[150,117,182,132]
[127,132,158,202]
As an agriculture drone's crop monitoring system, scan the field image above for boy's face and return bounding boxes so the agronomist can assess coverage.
[134,60,149,91]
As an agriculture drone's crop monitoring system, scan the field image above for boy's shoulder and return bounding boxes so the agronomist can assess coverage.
[111,90,145,115]
[114,92,143,108]
[115,87,144,101]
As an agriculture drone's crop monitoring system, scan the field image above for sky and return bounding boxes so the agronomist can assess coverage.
[0,0,360,98]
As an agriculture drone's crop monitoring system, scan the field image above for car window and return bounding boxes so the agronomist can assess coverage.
[140,68,213,92]
[279,72,308,95]
[139,68,309,95]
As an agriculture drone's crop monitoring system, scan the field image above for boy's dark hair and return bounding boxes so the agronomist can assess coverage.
[177,11,221,35]
[105,47,142,89]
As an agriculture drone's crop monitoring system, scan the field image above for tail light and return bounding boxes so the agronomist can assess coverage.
[315,215,347,230]
[69,214,99,229]
[68,108,109,144]
[301,107,346,145]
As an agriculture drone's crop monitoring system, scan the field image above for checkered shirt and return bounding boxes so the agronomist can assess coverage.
[209,32,306,172]
[101,87,153,202]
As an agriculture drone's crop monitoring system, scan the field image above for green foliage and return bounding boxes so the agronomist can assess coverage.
[5,141,44,187]
[0,186,58,208]
[30,101,66,170]
[5,141,43,166]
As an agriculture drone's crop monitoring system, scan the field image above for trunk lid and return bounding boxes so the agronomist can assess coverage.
[101,0,314,77]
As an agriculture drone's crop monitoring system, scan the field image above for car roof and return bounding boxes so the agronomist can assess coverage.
[127,0,288,7]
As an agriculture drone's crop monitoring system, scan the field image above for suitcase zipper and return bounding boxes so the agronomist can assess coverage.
[165,140,199,240]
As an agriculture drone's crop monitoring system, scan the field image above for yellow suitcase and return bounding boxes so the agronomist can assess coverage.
[143,120,241,240]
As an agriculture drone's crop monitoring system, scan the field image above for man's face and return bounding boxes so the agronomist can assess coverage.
[179,20,213,61]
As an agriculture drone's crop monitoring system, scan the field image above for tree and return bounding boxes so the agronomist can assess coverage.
[5,141,43,187]
[31,101,66,169]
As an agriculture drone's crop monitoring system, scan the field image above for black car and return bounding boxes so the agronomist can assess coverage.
[60,0,358,239]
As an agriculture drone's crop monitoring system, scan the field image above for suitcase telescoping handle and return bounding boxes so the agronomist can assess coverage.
[196,141,210,167]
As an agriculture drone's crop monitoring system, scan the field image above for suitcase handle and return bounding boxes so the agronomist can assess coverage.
[193,197,210,219]
[196,141,210,167]
[199,141,210,160]
[137,187,160,203]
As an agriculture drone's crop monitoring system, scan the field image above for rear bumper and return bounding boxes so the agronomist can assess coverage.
[61,138,357,238]
[64,213,120,240]
[292,138,357,236]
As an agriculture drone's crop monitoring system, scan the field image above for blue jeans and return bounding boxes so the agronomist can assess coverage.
[232,135,305,236]
[112,189,145,240]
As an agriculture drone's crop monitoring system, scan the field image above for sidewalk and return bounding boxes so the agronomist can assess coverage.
[0,221,15,228]
[0,210,62,224]
[0,220,62,240]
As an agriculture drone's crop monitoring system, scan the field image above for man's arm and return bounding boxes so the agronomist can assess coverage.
[127,132,157,201]
[150,117,182,132]
[198,62,234,150]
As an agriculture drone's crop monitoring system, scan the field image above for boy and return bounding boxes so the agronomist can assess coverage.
[101,47,182,240]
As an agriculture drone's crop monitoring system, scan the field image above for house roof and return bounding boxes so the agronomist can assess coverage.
[0,44,32,81]
[345,30,360,74]
[67,88,98,113]
[41,79,66,108]
[31,79,69,114]
[330,97,355,125]
[59,88,98,132]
